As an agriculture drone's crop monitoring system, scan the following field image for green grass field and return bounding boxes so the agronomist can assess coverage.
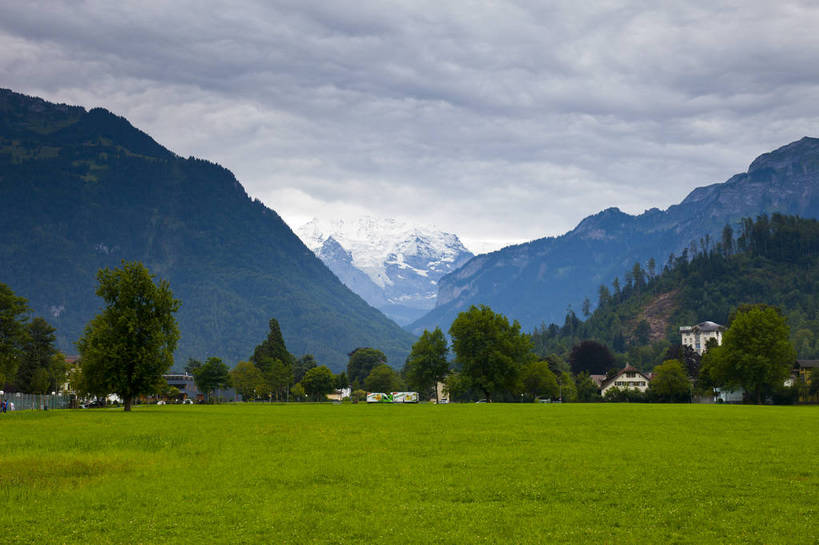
[1,403,816,544]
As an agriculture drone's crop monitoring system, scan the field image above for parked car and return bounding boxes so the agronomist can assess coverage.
[156,400,166,405]
[182,399,194,405]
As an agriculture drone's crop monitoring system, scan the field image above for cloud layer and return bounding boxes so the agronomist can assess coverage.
[3,1,819,250]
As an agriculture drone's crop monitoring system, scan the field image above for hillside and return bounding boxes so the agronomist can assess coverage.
[410,137,819,335]
[0,89,416,371]
[297,217,473,325]
[532,214,819,366]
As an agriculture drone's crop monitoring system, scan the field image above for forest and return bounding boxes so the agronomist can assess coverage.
[532,213,819,370]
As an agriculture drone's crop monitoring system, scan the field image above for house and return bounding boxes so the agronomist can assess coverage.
[680,321,726,355]
[599,365,651,396]
[794,360,819,383]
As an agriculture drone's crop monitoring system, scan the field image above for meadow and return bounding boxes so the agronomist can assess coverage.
[1,403,816,544]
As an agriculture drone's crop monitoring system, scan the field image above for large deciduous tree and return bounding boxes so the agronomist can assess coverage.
[703,304,796,404]
[230,361,266,401]
[193,357,231,401]
[347,347,387,387]
[77,261,180,411]
[520,360,559,401]
[449,305,533,402]
[569,340,616,375]
[404,327,449,402]
[302,365,335,401]
[364,363,401,393]
[650,359,691,402]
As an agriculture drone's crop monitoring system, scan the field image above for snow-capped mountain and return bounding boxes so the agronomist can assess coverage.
[297,217,474,325]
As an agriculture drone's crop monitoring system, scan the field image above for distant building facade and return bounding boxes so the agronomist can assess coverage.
[600,365,651,396]
[163,374,199,399]
[680,321,726,355]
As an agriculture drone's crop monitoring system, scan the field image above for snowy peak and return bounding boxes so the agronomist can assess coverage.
[296,217,474,325]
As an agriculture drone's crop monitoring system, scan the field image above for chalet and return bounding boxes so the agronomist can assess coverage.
[680,321,726,355]
[599,364,651,396]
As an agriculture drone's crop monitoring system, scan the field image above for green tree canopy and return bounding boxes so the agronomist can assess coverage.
[16,317,61,393]
[77,261,180,411]
[569,340,615,375]
[347,347,387,386]
[265,357,293,401]
[449,305,533,402]
[559,371,578,402]
[193,357,231,401]
[302,365,335,401]
[574,371,600,402]
[0,281,28,388]
[704,304,796,403]
[290,382,307,401]
[520,360,559,401]
[230,361,266,401]
[650,359,691,402]
[364,363,401,393]
[251,318,294,370]
[404,327,449,402]
[293,354,317,383]
[335,371,348,389]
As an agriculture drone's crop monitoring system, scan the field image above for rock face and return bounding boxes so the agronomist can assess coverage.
[410,137,819,335]
[298,217,474,325]
[0,89,416,371]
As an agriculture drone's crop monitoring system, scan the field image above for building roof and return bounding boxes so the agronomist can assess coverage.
[589,374,606,387]
[796,360,819,369]
[680,321,726,333]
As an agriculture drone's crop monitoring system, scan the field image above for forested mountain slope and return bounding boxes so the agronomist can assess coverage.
[532,214,819,366]
[0,89,415,371]
[410,137,819,335]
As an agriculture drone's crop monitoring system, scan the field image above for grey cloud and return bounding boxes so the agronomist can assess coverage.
[2,1,819,247]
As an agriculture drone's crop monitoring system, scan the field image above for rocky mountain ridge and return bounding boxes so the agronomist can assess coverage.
[412,137,819,335]
[297,217,474,325]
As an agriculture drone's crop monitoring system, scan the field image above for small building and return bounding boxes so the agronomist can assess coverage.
[326,387,351,401]
[794,360,819,382]
[680,321,726,355]
[600,365,651,396]
[163,373,199,400]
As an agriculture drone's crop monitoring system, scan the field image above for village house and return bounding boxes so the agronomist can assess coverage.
[599,364,651,396]
[680,321,726,354]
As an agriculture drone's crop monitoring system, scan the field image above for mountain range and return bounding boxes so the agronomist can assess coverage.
[297,217,473,325]
[410,136,819,335]
[0,89,415,371]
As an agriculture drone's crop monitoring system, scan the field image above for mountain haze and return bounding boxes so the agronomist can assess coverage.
[0,89,415,371]
[411,137,819,335]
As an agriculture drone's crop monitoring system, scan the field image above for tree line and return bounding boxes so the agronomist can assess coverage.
[0,282,68,394]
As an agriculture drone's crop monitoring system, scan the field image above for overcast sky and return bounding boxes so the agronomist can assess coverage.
[3,1,819,252]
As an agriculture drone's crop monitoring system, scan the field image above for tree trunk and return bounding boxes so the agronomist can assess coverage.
[124,395,132,412]
[483,388,492,403]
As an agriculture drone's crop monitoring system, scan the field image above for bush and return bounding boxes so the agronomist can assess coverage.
[771,384,799,405]
[603,387,647,403]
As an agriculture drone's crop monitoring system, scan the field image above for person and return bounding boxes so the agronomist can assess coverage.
[9,401,14,411]
[1,400,6,413]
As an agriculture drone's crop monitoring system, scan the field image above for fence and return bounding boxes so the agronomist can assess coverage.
[1,392,71,411]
